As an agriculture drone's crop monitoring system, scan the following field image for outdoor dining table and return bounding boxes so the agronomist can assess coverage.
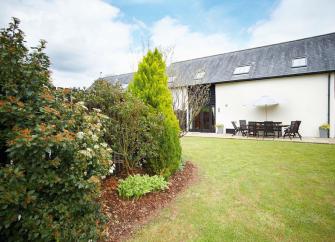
[246,122,289,138]
[275,124,290,131]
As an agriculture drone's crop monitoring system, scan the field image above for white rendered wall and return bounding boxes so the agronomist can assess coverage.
[171,87,189,131]
[171,87,188,110]
[215,73,334,138]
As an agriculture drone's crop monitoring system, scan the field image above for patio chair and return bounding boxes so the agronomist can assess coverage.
[247,121,257,137]
[256,121,264,137]
[239,120,248,136]
[273,122,282,138]
[231,121,240,136]
[263,121,275,138]
[283,121,302,140]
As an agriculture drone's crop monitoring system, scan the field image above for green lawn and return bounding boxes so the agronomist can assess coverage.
[129,137,335,242]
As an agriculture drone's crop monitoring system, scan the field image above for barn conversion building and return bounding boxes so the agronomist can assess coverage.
[104,33,335,138]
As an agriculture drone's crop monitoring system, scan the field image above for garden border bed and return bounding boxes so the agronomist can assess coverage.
[100,161,198,242]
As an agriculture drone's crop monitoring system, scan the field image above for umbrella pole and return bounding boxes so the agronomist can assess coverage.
[265,105,267,121]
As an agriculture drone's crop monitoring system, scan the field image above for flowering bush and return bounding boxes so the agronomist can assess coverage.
[0,18,112,241]
[77,80,163,175]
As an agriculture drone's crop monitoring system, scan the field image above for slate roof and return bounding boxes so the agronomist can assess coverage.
[104,33,335,86]
[104,72,134,85]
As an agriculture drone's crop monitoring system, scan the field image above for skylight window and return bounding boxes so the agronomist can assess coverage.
[194,71,205,79]
[233,65,251,75]
[168,76,175,83]
[292,57,307,68]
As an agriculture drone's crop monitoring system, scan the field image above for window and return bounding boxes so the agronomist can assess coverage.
[233,65,251,75]
[168,76,175,83]
[292,57,307,68]
[194,71,205,79]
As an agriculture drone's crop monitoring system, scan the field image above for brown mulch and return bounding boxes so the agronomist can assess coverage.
[100,161,198,242]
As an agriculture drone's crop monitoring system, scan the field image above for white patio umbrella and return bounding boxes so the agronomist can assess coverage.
[253,96,279,121]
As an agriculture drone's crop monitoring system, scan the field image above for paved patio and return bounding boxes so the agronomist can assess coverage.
[185,132,335,145]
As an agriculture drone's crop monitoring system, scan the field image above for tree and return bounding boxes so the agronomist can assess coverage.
[0,18,112,241]
[129,48,181,178]
[170,82,210,137]
[163,48,210,137]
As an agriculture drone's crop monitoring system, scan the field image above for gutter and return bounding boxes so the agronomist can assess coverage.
[206,70,335,87]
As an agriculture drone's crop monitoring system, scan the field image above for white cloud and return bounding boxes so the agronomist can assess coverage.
[0,0,140,87]
[151,1,335,62]
[150,16,238,63]
[248,0,335,47]
[121,0,164,4]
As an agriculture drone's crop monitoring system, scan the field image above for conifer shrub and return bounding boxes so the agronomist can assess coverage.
[0,18,112,241]
[129,48,182,178]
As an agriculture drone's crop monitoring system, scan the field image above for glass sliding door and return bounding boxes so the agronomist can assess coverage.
[190,105,215,133]
[188,84,216,133]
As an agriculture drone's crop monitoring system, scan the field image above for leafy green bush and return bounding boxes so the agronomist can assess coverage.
[117,174,168,199]
[76,80,164,174]
[145,121,181,178]
[0,18,112,241]
[129,48,182,177]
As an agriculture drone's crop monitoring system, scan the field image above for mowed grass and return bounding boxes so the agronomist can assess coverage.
[129,137,335,242]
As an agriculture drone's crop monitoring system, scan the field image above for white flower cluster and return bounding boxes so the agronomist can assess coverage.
[92,134,98,142]
[97,113,109,120]
[78,148,93,159]
[73,107,113,180]
[76,131,84,140]
[76,101,88,110]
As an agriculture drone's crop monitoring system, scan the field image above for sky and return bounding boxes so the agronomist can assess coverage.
[0,0,335,87]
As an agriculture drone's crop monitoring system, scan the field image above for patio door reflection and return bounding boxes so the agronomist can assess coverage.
[191,105,215,133]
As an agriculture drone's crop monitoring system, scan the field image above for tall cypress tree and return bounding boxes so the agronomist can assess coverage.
[129,48,181,177]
